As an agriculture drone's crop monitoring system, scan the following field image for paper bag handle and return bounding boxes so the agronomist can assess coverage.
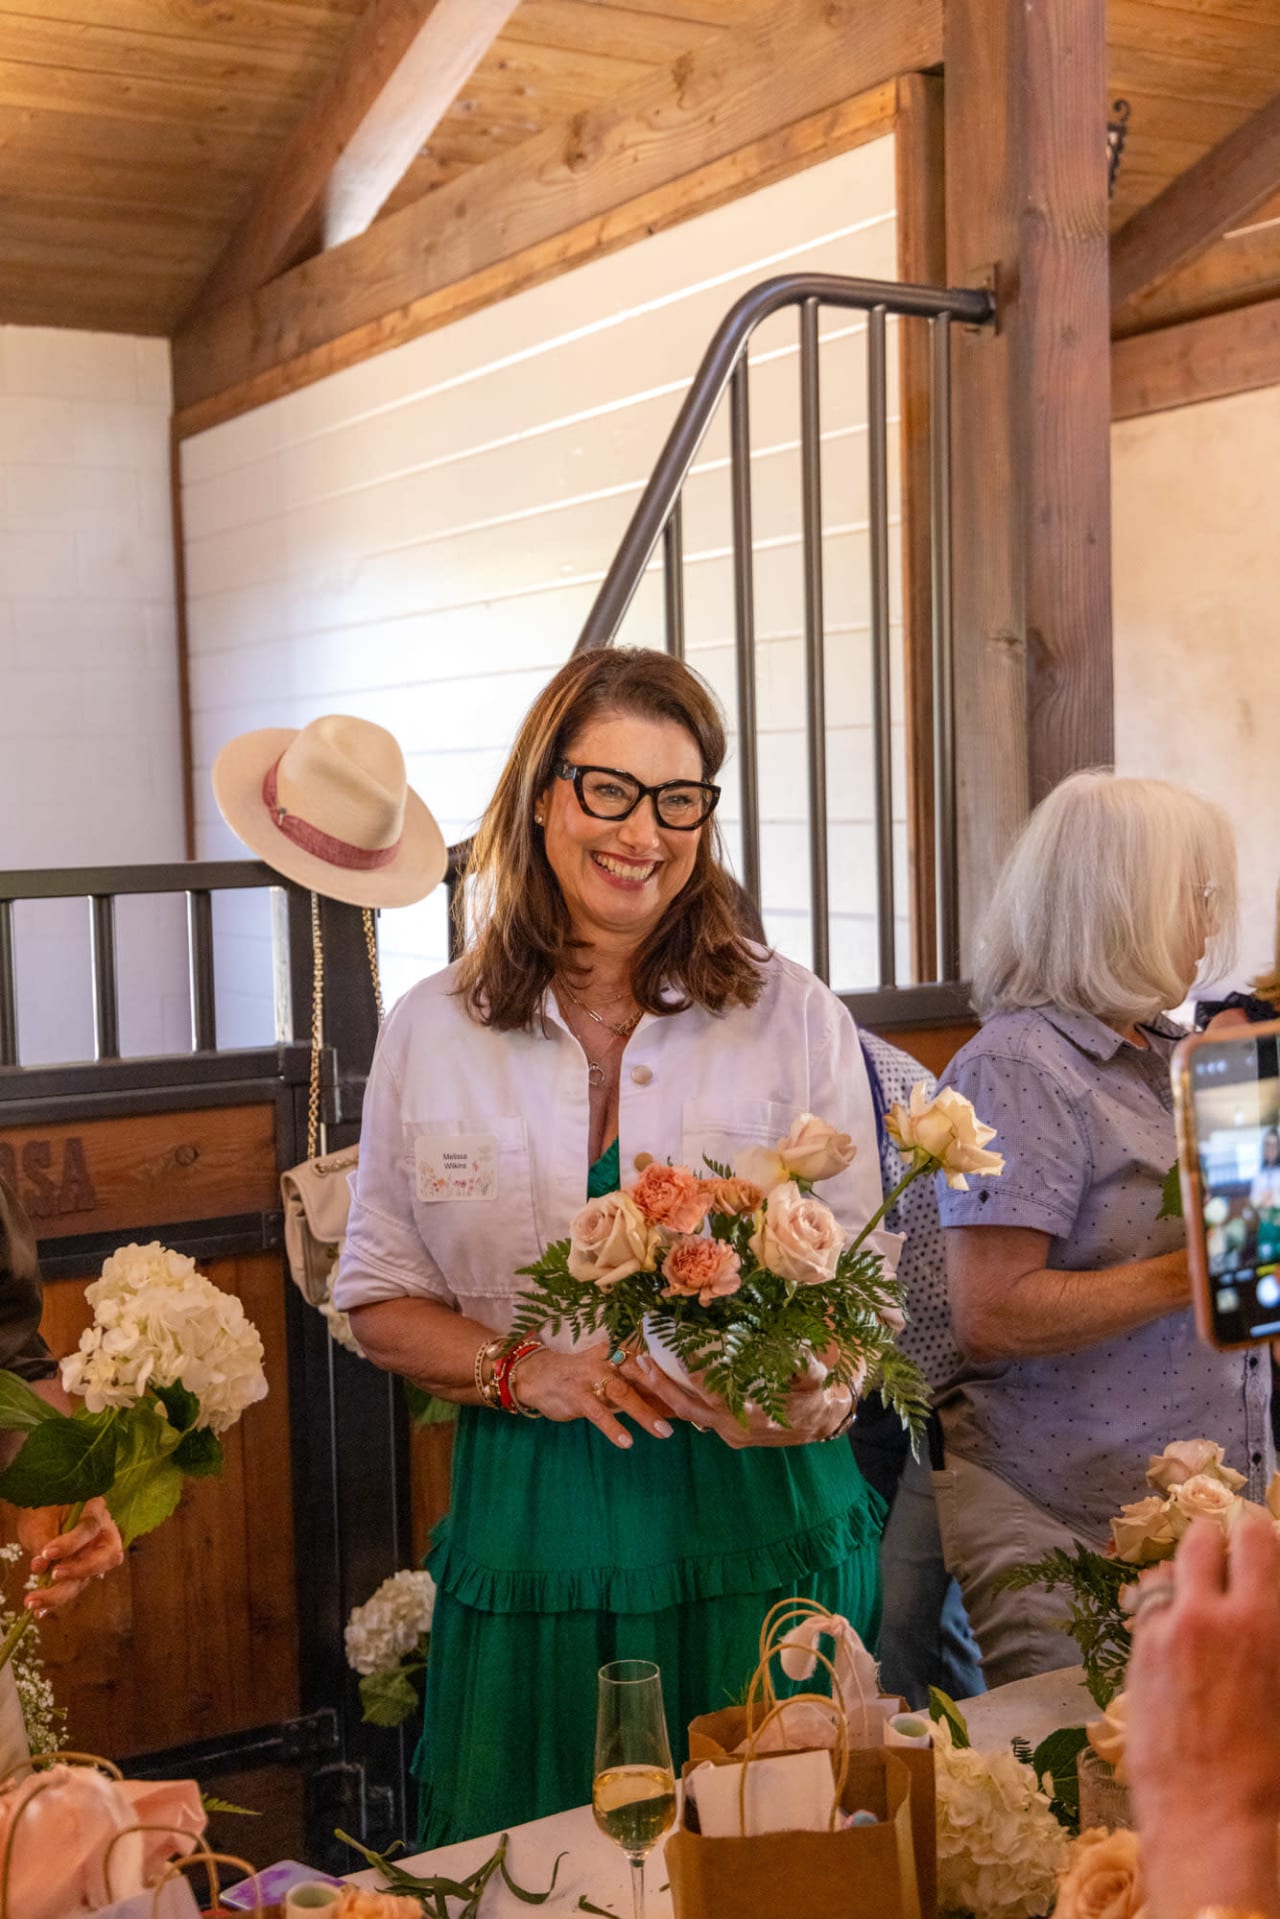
[152,1849,263,1918]
[756,1598,878,1744]
[737,1642,850,1835]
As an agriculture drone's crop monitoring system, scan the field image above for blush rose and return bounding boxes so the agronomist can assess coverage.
[749,1182,843,1287]
[567,1192,660,1289]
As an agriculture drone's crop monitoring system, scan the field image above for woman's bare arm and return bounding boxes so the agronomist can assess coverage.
[946,1225,1191,1364]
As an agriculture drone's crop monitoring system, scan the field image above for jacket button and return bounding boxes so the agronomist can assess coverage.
[630,1065,653,1086]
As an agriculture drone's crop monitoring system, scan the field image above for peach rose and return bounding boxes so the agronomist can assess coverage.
[629,1161,710,1235]
[775,1112,857,1183]
[1167,1471,1245,1535]
[1146,1438,1246,1495]
[1086,1689,1129,1782]
[1110,1494,1179,1565]
[700,1175,764,1217]
[567,1191,660,1289]
[885,1082,1004,1191]
[749,1182,843,1287]
[1054,1826,1146,1919]
[661,1236,743,1305]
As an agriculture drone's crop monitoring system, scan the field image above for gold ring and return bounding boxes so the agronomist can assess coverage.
[592,1377,613,1403]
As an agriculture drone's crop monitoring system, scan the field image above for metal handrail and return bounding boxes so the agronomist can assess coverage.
[445,269,995,987]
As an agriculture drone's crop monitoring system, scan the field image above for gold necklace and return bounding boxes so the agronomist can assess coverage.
[559,978,642,1040]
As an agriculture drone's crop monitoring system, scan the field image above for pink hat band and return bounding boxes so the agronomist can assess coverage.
[262,755,402,873]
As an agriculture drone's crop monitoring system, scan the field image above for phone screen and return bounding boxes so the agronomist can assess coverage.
[1187,1028,1280,1342]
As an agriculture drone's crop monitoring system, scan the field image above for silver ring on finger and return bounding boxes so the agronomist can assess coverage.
[1127,1579,1176,1624]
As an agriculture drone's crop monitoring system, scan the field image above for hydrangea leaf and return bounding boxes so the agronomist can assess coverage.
[0,1372,62,1434]
[104,1397,186,1546]
[0,1407,118,1508]
[358,1663,422,1727]
[153,1379,201,1434]
[172,1427,224,1479]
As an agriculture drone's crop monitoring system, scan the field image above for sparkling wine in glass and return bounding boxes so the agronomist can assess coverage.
[592,1659,676,1919]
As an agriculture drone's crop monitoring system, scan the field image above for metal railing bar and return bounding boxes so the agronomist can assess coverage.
[662,498,686,661]
[729,360,761,906]
[799,297,830,986]
[89,895,120,1061]
[931,314,961,984]
[188,889,217,1052]
[867,304,896,989]
[0,900,17,1068]
[0,860,277,902]
[574,271,993,656]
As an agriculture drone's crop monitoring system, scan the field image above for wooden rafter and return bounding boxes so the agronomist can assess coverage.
[1113,297,1280,420]
[188,0,521,318]
[1111,87,1280,314]
[172,0,942,429]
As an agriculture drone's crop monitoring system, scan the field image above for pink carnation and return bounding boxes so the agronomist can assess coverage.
[661,1236,742,1305]
[629,1161,710,1235]
[700,1175,764,1218]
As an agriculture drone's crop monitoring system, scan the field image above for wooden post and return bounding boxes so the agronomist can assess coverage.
[945,0,1113,958]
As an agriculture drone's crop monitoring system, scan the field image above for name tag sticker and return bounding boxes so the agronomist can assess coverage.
[415,1132,498,1203]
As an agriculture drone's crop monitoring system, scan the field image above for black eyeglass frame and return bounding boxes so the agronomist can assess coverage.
[552,757,721,831]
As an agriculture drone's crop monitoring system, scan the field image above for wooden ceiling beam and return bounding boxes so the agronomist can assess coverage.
[172,0,941,429]
[1111,87,1280,312]
[189,0,521,317]
[1112,297,1280,419]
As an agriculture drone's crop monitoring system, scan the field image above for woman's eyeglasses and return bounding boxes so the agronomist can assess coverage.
[553,758,720,831]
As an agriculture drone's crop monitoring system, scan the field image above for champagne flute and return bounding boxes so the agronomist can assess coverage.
[592,1659,676,1919]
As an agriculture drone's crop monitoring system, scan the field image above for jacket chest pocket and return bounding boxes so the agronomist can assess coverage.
[680,1096,795,1175]
[404,1116,541,1301]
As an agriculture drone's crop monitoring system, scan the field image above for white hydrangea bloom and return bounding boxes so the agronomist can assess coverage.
[933,1720,1069,1919]
[59,1242,268,1435]
[345,1570,436,1677]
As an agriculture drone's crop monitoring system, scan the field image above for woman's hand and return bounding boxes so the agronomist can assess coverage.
[16,1497,124,1618]
[623,1353,853,1448]
[513,1343,675,1450]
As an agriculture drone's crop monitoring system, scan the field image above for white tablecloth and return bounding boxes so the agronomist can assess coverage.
[347,1667,1095,1915]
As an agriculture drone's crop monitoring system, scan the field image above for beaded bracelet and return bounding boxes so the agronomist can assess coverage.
[493,1337,544,1412]
[473,1335,505,1409]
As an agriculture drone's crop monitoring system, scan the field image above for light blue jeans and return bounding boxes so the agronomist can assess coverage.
[877,1447,985,1708]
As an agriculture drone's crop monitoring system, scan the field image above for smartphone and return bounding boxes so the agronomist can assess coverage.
[1173,1016,1280,1348]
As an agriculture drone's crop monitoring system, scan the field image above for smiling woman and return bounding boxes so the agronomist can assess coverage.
[334,647,899,1849]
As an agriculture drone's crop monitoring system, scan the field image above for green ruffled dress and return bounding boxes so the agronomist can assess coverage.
[414,1139,884,1846]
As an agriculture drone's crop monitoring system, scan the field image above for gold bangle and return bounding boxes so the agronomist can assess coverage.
[473,1335,504,1408]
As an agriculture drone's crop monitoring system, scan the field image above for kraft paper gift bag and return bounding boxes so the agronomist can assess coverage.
[86,1879,203,1919]
[666,1744,922,1919]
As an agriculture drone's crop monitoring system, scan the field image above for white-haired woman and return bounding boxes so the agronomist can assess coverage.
[933,771,1271,1686]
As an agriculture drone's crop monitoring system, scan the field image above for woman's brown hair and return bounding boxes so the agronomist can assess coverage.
[455,648,765,1028]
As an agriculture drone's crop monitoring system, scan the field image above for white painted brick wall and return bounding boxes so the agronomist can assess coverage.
[0,326,188,1065]
[183,141,911,1030]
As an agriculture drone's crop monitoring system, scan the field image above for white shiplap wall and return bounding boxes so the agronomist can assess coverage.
[0,325,188,1066]
[183,138,906,1031]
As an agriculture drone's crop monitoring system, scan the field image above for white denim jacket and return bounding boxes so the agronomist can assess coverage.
[334,950,899,1345]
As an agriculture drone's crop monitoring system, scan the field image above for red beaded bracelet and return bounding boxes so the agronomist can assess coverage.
[494,1337,544,1412]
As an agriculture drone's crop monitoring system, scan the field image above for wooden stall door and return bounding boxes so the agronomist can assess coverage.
[0,1100,298,1778]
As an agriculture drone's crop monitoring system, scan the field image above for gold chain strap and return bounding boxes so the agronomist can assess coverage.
[306,895,384,1160]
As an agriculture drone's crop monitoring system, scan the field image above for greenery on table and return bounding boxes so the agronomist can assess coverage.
[997,1544,1134,1707]
[337,1829,565,1916]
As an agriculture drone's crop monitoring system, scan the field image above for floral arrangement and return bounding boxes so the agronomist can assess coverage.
[0,1242,268,1669]
[1003,1437,1278,1706]
[509,1095,1002,1429]
[345,1569,436,1727]
[929,1707,1070,1919]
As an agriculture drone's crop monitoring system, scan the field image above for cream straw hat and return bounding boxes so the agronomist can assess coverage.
[212,715,447,909]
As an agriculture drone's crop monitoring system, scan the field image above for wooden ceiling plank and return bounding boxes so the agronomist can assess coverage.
[322,0,526,249]
[1114,232,1280,337]
[0,0,361,56]
[1110,0,1280,67]
[1108,45,1277,114]
[500,1,723,64]
[172,0,931,424]
[1113,296,1280,419]
[1111,87,1280,310]
[0,59,313,136]
[189,0,523,315]
[0,20,335,104]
